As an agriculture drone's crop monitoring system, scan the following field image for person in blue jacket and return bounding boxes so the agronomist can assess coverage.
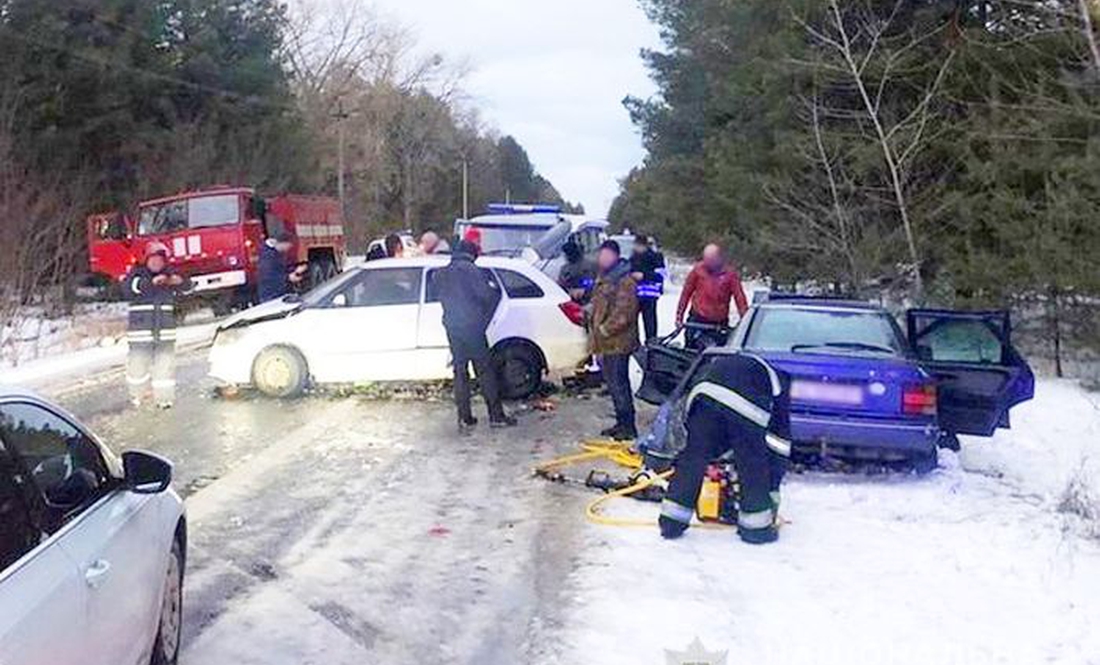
[629,235,666,341]
[257,231,307,303]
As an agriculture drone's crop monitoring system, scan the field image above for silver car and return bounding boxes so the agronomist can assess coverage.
[0,387,185,665]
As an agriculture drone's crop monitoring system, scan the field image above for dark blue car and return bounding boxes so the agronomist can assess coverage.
[638,297,1035,470]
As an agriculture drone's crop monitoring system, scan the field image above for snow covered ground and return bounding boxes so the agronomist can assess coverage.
[0,295,229,391]
[545,379,1100,665]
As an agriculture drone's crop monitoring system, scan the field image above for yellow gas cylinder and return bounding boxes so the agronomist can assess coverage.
[697,476,723,522]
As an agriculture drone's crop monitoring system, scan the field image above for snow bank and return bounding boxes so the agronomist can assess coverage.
[961,379,1100,533]
[0,302,128,367]
[546,379,1100,665]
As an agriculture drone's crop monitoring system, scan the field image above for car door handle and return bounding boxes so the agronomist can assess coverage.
[84,560,112,589]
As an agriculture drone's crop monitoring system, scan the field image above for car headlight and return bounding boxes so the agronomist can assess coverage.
[213,326,246,348]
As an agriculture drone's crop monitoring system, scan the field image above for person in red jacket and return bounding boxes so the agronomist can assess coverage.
[676,243,749,349]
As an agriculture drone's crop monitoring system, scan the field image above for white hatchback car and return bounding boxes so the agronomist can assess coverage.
[209,255,590,398]
[0,388,185,665]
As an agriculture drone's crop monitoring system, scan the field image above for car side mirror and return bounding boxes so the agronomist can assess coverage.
[123,450,173,494]
[331,293,348,308]
[915,345,934,362]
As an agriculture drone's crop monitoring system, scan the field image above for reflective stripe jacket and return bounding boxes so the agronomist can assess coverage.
[124,266,192,345]
[630,249,666,300]
[685,352,792,455]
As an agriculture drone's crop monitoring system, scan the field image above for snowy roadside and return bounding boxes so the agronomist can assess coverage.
[543,378,1100,665]
[1,318,218,390]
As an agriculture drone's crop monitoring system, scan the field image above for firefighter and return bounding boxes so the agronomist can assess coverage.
[676,243,749,349]
[629,234,666,341]
[590,240,640,440]
[125,242,193,409]
[433,239,517,433]
[659,351,792,544]
[258,231,307,303]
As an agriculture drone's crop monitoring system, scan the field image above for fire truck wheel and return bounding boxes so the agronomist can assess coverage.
[253,346,308,398]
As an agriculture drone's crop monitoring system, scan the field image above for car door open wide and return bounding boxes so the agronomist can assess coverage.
[907,309,1035,437]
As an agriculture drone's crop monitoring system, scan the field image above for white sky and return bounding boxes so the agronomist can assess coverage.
[369,0,663,217]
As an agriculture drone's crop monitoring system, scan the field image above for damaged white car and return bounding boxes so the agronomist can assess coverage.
[208,256,590,398]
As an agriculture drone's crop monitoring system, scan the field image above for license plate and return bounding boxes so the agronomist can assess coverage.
[791,380,864,406]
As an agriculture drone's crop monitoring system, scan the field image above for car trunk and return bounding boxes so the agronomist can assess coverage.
[759,351,928,420]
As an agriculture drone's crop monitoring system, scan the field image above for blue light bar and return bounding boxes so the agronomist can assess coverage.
[486,203,562,215]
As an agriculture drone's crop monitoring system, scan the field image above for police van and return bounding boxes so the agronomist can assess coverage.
[454,203,608,281]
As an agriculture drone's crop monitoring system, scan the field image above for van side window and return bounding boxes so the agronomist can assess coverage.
[0,442,38,573]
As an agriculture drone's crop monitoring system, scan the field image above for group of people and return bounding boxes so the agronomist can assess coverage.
[122,229,790,544]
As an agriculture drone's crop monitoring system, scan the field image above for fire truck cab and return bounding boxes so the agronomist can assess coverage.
[87,187,345,309]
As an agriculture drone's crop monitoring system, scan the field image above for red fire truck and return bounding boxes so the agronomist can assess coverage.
[87,186,346,310]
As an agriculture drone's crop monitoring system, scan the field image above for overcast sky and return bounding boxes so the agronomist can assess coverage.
[369,0,664,217]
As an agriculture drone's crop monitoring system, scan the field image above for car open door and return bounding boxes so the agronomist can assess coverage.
[907,309,1035,437]
[635,328,702,405]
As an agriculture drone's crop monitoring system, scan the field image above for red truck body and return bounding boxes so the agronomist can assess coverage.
[87,187,345,304]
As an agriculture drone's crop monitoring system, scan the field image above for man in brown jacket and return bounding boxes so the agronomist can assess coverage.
[590,239,640,440]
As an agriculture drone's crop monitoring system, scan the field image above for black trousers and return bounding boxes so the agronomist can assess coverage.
[665,399,786,525]
[447,329,505,423]
[601,353,636,431]
[639,297,659,342]
[684,312,730,350]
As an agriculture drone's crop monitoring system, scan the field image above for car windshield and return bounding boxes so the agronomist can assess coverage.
[746,307,906,357]
[456,222,554,255]
[300,268,362,307]
[138,194,240,236]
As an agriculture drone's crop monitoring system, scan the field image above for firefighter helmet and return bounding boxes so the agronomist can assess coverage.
[144,241,170,260]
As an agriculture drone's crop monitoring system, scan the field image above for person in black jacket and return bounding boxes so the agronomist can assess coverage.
[257,231,306,303]
[659,351,792,545]
[629,234,666,341]
[432,240,516,433]
[124,242,193,408]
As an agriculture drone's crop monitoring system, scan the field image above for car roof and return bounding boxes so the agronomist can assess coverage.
[355,255,543,271]
[0,385,41,401]
[758,297,885,313]
[462,213,561,228]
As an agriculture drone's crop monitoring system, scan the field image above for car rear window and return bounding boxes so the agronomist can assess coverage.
[496,270,544,299]
[746,307,906,357]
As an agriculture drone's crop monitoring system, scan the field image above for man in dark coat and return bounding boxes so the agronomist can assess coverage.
[125,242,193,408]
[629,234,666,341]
[257,231,307,303]
[432,240,516,433]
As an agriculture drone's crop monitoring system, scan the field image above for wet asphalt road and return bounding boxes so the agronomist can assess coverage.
[46,348,606,663]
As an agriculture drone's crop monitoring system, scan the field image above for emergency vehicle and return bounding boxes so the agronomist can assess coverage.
[86,187,345,310]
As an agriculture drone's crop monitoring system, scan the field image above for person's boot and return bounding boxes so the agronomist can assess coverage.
[659,515,689,540]
[490,413,517,428]
[458,416,478,435]
[599,424,620,438]
[738,525,779,545]
[603,424,637,442]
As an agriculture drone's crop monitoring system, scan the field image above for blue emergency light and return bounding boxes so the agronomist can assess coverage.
[486,203,562,215]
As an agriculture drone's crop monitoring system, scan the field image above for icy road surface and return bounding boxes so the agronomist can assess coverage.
[42,325,1100,663]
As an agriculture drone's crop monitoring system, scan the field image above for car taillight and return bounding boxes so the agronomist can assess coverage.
[902,383,937,416]
[559,301,585,327]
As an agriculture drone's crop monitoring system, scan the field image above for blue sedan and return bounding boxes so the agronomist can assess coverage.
[638,296,1035,471]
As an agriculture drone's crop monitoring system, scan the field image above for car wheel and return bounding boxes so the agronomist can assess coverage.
[496,344,543,400]
[912,447,939,475]
[253,346,308,398]
[150,537,183,665]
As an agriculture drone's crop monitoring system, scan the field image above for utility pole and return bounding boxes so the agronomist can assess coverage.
[333,100,351,218]
[461,158,469,219]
